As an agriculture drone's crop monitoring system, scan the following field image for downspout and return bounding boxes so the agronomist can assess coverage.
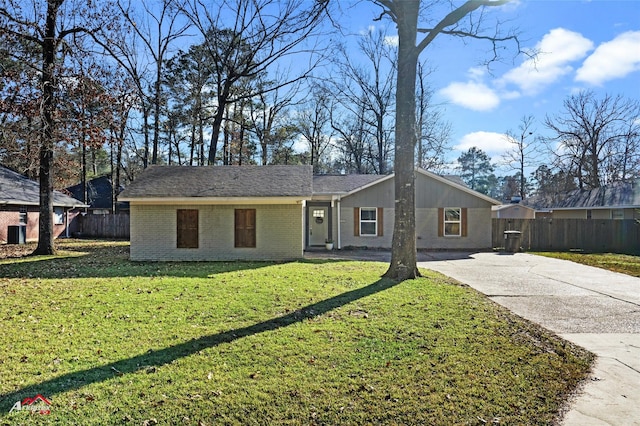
[65,208,69,238]
[336,196,341,249]
[301,200,307,253]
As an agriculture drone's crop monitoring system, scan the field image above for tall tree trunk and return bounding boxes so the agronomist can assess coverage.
[33,0,62,255]
[384,0,420,280]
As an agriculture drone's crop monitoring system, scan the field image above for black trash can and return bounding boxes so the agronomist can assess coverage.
[504,230,521,253]
[7,225,26,244]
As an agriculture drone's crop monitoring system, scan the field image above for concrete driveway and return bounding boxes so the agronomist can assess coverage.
[419,252,640,426]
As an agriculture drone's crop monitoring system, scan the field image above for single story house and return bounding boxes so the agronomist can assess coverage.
[491,203,536,219]
[0,165,87,243]
[524,180,640,220]
[120,165,499,261]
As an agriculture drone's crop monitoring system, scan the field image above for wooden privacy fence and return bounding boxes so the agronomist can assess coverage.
[492,218,640,253]
[77,213,130,239]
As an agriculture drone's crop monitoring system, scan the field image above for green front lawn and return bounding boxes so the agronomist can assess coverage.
[0,240,592,425]
[535,252,640,278]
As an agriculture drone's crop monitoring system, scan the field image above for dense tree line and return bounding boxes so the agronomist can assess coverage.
[1,0,638,259]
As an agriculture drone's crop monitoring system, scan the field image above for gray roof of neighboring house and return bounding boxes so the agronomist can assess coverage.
[312,174,388,194]
[524,180,640,210]
[0,166,87,208]
[119,165,313,199]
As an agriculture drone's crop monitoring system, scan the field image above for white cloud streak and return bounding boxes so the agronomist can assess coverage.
[439,81,500,111]
[500,28,594,95]
[454,131,508,156]
[576,31,640,85]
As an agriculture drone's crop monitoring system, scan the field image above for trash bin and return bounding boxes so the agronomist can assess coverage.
[7,225,26,244]
[504,230,521,253]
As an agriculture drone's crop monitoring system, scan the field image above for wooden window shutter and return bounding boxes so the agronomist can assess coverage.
[461,208,468,237]
[437,208,444,237]
[235,209,256,248]
[177,209,198,248]
[354,208,360,236]
[377,208,383,236]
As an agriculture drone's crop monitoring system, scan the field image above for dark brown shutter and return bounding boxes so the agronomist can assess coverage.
[437,208,444,237]
[377,207,383,236]
[235,209,256,248]
[461,208,468,237]
[354,208,360,236]
[177,209,198,248]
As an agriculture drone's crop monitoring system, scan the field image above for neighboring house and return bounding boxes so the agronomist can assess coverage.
[524,180,640,220]
[0,165,87,243]
[492,203,536,219]
[118,165,313,261]
[66,175,129,214]
[120,166,499,261]
[310,168,500,251]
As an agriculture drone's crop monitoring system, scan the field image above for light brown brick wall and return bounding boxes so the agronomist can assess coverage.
[129,203,303,261]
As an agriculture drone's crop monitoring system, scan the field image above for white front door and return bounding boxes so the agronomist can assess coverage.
[309,207,328,246]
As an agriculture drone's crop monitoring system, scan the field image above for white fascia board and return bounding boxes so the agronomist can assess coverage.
[121,196,310,205]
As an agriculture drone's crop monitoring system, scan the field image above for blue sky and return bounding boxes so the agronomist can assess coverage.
[342,0,640,174]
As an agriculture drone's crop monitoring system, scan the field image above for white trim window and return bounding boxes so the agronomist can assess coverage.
[54,207,64,225]
[19,206,27,225]
[444,207,461,237]
[360,207,377,236]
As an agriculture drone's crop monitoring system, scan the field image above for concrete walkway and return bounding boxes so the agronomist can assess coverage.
[418,252,640,426]
[305,249,640,424]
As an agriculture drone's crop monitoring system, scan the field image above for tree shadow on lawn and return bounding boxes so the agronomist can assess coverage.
[0,240,343,279]
[0,276,399,412]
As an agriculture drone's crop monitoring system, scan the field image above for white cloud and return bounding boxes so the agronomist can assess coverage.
[500,28,594,95]
[454,131,509,157]
[384,35,398,47]
[576,31,640,85]
[439,81,500,111]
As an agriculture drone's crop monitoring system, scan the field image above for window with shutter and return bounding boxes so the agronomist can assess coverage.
[359,207,378,236]
[177,209,199,248]
[235,209,256,248]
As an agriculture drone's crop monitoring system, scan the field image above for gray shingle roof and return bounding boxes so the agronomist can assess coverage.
[312,174,388,194]
[119,165,313,199]
[524,180,640,209]
[0,166,87,208]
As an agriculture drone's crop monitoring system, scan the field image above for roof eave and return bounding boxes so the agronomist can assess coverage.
[120,196,311,205]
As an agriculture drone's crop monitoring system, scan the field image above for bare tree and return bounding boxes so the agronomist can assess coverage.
[107,0,190,167]
[181,0,330,165]
[415,60,451,172]
[331,99,373,174]
[296,88,334,174]
[0,0,115,254]
[545,90,640,189]
[372,0,518,280]
[248,76,300,166]
[332,27,396,174]
[502,115,538,199]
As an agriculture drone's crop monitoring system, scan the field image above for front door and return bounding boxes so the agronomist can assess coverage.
[309,207,328,246]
